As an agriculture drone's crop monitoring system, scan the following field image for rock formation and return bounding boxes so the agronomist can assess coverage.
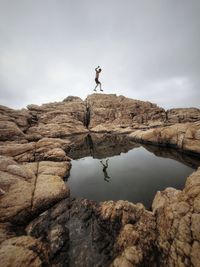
[152,167,200,267]
[0,94,200,266]
[86,94,166,130]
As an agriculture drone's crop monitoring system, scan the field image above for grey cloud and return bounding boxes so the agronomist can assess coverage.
[0,0,199,109]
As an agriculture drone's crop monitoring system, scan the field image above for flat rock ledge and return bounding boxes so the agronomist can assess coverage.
[0,94,200,266]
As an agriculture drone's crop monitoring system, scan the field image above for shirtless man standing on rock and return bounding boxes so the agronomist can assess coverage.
[94,66,103,92]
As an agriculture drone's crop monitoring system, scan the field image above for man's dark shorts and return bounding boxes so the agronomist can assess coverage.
[95,78,100,84]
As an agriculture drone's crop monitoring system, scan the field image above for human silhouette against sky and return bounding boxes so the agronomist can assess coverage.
[94,66,103,92]
[100,159,110,182]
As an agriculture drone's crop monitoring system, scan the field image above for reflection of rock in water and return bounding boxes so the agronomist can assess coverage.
[65,133,200,169]
[66,133,140,159]
[85,133,94,152]
[143,144,200,169]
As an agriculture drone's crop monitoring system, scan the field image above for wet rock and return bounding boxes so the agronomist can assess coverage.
[25,198,157,267]
[26,198,155,267]
[26,198,70,265]
[26,198,113,267]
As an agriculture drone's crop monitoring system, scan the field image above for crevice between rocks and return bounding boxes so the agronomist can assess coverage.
[84,99,91,129]
[165,110,168,122]
[23,113,39,134]
[31,161,39,211]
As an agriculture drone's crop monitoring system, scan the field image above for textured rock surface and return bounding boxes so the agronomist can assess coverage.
[0,137,71,162]
[129,121,200,155]
[167,108,200,124]
[1,94,200,155]
[26,97,88,140]
[0,94,200,266]
[0,156,71,223]
[86,94,166,130]
[100,200,156,267]
[0,235,49,267]
[0,105,31,142]
[152,168,200,267]
[25,198,156,267]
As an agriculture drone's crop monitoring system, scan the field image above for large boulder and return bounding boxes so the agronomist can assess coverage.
[129,122,200,155]
[152,167,200,267]
[0,156,70,223]
[0,137,71,162]
[0,142,36,161]
[0,105,31,141]
[167,108,200,124]
[0,121,26,142]
[86,94,166,130]
[26,97,88,139]
[100,200,156,267]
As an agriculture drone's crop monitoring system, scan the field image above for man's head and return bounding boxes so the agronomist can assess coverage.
[99,69,102,72]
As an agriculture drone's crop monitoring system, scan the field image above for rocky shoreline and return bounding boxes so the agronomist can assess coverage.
[0,94,200,267]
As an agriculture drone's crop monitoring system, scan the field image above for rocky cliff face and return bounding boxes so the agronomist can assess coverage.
[86,94,166,131]
[0,94,200,267]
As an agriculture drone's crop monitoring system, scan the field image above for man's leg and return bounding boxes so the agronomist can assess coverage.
[99,82,103,91]
[94,83,98,91]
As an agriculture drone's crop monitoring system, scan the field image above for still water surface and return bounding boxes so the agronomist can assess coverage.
[67,134,199,208]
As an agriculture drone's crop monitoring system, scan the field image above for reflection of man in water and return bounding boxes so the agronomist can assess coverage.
[100,159,110,182]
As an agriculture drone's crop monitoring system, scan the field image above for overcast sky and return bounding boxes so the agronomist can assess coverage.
[0,0,200,110]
